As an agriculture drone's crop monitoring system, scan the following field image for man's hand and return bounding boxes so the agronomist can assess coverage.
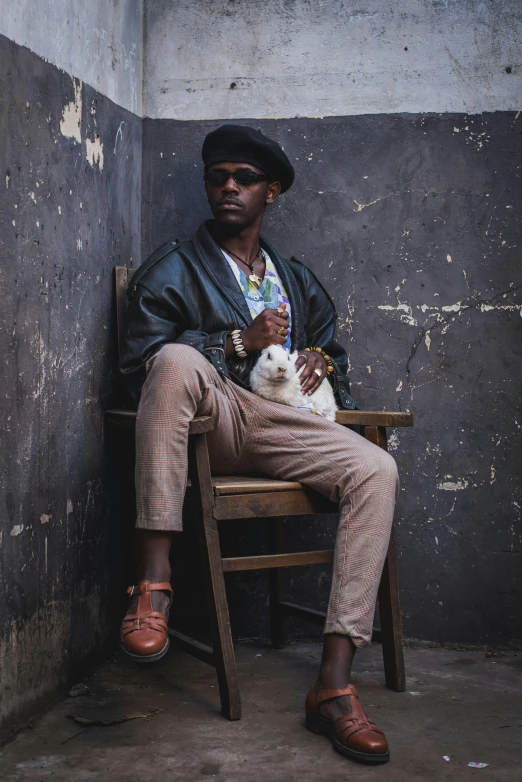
[295,350,327,395]
[241,304,290,352]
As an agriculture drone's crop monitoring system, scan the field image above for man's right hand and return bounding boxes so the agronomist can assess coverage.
[241,304,290,352]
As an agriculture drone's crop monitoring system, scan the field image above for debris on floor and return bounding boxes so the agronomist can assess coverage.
[67,707,164,727]
[68,683,91,698]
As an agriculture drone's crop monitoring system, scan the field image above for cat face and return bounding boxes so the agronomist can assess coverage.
[257,345,298,382]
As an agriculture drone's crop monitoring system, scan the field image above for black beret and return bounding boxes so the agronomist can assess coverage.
[202,124,295,193]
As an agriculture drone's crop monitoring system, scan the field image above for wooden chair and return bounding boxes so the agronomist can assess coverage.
[107,267,413,720]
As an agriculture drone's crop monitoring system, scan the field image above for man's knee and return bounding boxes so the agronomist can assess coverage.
[372,448,399,489]
[149,343,207,376]
[142,344,213,403]
[374,447,397,475]
[347,446,399,491]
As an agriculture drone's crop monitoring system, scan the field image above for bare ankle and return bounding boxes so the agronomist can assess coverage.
[136,568,171,584]
[135,529,173,585]
[317,669,352,690]
[318,633,356,689]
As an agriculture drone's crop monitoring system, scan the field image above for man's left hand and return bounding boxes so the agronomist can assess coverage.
[295,351,327,395]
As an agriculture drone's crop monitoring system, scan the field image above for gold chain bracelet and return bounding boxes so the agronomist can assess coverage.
[304,346,335,374]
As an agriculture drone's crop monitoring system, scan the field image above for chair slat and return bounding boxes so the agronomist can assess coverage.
[222,550,334,572]
[214,490,337,520]
[167,629,215,666]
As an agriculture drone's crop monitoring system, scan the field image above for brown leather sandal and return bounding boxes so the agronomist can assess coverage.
[120,580,173,663]
[305,683,389,765]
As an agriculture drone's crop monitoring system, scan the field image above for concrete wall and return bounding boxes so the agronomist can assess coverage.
[0,2,142,741]
[1,0,143,115]
[141,0,522,648]
[144,0,521,119]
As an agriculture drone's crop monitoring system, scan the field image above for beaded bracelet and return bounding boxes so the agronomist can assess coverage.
[304,346,335,374]
[230,329,247,358]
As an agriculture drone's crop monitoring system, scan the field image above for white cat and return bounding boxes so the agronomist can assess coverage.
[250,344,338,422]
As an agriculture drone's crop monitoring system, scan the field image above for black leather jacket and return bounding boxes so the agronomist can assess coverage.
[120,221,356,409]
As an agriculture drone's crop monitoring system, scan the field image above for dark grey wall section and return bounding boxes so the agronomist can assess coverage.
[0,34,141,740]
[142,115,522,648]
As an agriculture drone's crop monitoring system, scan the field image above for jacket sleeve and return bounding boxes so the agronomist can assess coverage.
[301,266,347,370]
[301,266,357,409]
[119,281,229,379]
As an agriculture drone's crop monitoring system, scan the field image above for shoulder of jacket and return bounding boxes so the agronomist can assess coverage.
[281,253,310,279]
[127,239,188,298]
[287,255,322,285]
[286,254,306,269]
[288,255,337,314]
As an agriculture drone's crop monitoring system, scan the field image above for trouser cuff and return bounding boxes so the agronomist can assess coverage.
[324,620,370,649]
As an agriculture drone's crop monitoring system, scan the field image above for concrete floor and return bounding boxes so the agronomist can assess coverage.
[0,641,521,781]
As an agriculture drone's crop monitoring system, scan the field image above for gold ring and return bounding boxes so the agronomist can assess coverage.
[277,307,284,316]
[277,327,286,336]
[313,368,322,377]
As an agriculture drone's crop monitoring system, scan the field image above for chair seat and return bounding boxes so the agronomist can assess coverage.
[210,476,303,496]
[186,475,304,496]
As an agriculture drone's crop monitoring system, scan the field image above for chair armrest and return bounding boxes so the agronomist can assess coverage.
[106,410,215,434]
[106,409,137,427]
[188,416,215,434]
[106,407,410,431]
[335,411,413,427]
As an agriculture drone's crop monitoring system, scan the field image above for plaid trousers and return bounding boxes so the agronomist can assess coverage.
[135,344,399,647]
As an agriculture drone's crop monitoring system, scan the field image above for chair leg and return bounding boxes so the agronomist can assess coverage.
[189,434,241,720]
[364,426,406,692]
[268,518,286,649]
[378,526,406,692]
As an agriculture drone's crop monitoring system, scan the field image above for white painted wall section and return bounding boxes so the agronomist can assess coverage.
[144,0,522,119]
[0,0,143,114]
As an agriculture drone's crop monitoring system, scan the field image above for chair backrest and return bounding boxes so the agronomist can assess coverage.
[115,266,130,356]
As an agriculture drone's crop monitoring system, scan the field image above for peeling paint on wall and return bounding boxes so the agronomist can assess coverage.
[86,134,104,170]
[437,478,469,491]
[59,78,82,143]
[377,303,418,327]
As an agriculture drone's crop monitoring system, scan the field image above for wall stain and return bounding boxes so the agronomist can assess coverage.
[59,78,82,144]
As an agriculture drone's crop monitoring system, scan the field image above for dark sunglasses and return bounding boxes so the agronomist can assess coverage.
[204,170,269,187]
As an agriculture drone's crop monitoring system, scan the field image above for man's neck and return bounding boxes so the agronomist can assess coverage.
[211,222,262,264]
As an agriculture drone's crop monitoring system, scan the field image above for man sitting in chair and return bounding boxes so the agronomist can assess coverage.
[119,125,399,765]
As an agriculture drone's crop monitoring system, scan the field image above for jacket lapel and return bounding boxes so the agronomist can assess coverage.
[192,221,306,350]
[192,221,252,326]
